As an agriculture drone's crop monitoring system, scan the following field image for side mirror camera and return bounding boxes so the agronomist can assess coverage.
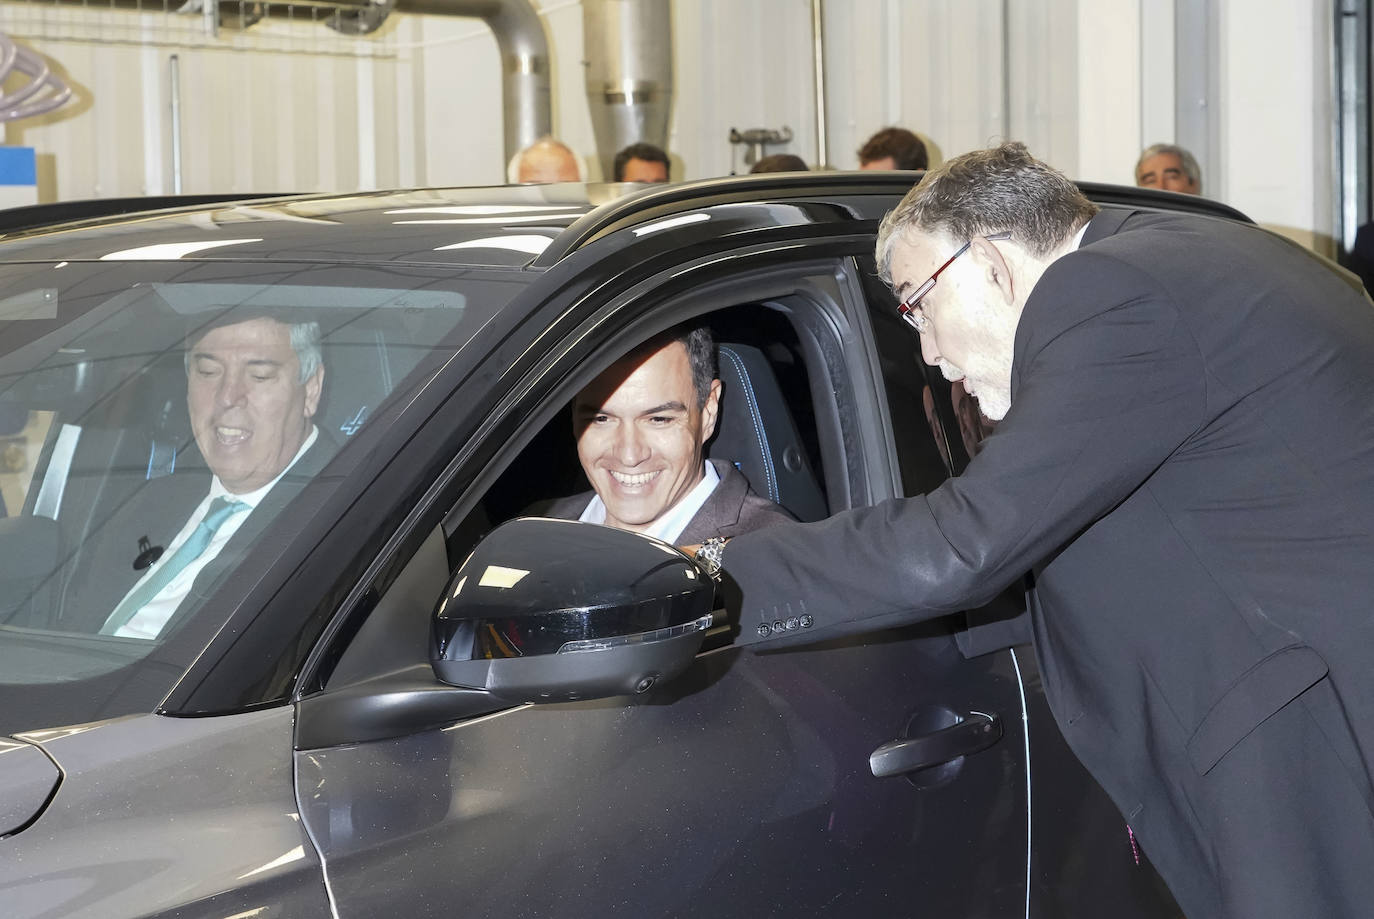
[431,518,714,704]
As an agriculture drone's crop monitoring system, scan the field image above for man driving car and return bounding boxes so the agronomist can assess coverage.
[543,324,791,544]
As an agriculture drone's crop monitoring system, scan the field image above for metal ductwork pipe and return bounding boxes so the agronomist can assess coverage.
[582,0,672,181]
[39,0,552,165]
[393,0,552,162]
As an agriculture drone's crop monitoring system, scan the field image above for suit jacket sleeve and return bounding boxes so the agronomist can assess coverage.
[723,251,1209,645]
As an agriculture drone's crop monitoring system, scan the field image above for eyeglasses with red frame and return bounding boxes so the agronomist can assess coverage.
[897,231,1012,333]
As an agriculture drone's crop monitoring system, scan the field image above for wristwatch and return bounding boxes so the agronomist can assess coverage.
[693,536,728,580]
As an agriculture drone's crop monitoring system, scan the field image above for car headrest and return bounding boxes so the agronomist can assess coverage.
[708,342,828,522]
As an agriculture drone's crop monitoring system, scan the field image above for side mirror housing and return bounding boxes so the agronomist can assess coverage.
[431,517,713,704]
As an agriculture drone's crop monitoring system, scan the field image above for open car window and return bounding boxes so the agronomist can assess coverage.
[0,259,521,729]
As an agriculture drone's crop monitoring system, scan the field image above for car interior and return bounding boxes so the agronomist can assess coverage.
[321,297,863,689]
[0,281,471,645]
[475,304,831,529]
[319,261,992,692]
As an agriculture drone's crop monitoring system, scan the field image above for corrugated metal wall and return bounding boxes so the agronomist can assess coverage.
[0,0,1339,248]
[2,10,419,198]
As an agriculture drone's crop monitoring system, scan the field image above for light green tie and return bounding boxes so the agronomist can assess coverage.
[100,496,246,636]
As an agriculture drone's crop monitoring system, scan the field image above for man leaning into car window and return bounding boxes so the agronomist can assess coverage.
[542,324,793,544]
[93,313,332,640]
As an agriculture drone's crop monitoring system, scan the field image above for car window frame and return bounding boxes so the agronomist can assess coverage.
[296,240,892,704]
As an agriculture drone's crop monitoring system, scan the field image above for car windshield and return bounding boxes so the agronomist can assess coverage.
[0,258,521,733]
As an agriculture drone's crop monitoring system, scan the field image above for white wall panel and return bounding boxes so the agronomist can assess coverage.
[1138,0,1175,156]
[1217,0,1334,252]
[823,0,1079,175]
[416,17,503,187]
[1076,0,1141,184]
[669,0,816,177]
[1006,0,1079,173]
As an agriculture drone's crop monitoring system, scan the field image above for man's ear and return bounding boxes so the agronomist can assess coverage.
[700,378,723,443]
[971,236,1016,306]
[303,365,324,418]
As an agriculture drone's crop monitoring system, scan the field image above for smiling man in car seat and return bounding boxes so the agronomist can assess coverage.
[544,324,792,544]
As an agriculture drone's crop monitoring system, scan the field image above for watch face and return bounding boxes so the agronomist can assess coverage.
[695,538,725,576]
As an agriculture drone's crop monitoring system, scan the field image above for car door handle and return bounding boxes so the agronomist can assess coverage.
[869,711,1002,778]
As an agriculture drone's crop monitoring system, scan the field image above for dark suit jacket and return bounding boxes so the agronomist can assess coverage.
[542,459,794,544]
[61,433,336,635]
[723,210,1374,918]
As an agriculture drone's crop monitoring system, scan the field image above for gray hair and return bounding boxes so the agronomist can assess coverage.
[1135,143,1201,190]
[186,317,322,384]
[288,321,323,383]
[875,142,1099,286]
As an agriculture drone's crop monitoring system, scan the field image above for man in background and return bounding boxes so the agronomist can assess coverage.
[857,126,928,171]
[509,137,585,183]
[750,153,809,173]
[1135,143,1201,194]
[613,142,671,183]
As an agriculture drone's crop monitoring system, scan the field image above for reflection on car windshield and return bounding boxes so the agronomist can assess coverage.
[0,259,509,723]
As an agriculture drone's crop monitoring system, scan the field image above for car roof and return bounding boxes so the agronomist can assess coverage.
[0,174,1254,270]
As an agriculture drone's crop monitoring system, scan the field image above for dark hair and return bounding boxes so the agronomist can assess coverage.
[638,323,717,408]
[613,142,671,182]
[750,153,809,173]
[875,141,1099,283]
[857,127,929,170]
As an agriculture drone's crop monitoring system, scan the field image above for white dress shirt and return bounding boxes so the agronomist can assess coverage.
[113,426,318,640]
[578,460,721,544]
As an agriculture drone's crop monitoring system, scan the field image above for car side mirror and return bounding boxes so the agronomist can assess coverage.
[431,517,714,704]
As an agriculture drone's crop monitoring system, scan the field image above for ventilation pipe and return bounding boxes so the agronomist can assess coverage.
[44,0,552,166]
[582,0,672,181]
[389,0,552,163]
[0,33,73,123]
[394,0,550,163]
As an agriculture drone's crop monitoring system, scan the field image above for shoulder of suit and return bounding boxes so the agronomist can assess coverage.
[738,490,797,526]
[539,491,594,520]
[709,459,794,519]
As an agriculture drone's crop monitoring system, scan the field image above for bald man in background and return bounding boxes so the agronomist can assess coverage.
[509,137,584,184]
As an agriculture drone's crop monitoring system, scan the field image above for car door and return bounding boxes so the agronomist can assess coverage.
[291,245,1034,918]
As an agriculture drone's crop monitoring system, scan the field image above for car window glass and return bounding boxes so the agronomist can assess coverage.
[0,259,520,730]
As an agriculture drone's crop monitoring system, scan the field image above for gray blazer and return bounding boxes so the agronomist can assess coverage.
[723,209,1374,919]
[542,458,794,544]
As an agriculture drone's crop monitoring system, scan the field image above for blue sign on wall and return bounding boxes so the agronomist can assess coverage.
[0,147,37,187]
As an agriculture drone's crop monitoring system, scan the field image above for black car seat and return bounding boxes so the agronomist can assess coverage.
[709,342,828,522]
[0,515,61,627]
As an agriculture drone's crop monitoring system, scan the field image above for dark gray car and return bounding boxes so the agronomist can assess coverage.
[0,174,1231,917]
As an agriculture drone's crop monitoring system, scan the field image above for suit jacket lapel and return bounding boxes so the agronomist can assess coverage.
[679,461,749,544]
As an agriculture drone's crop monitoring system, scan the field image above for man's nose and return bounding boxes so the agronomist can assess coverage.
[919,331,941,367]
[217,371,248,407]
[613,423,650,465]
